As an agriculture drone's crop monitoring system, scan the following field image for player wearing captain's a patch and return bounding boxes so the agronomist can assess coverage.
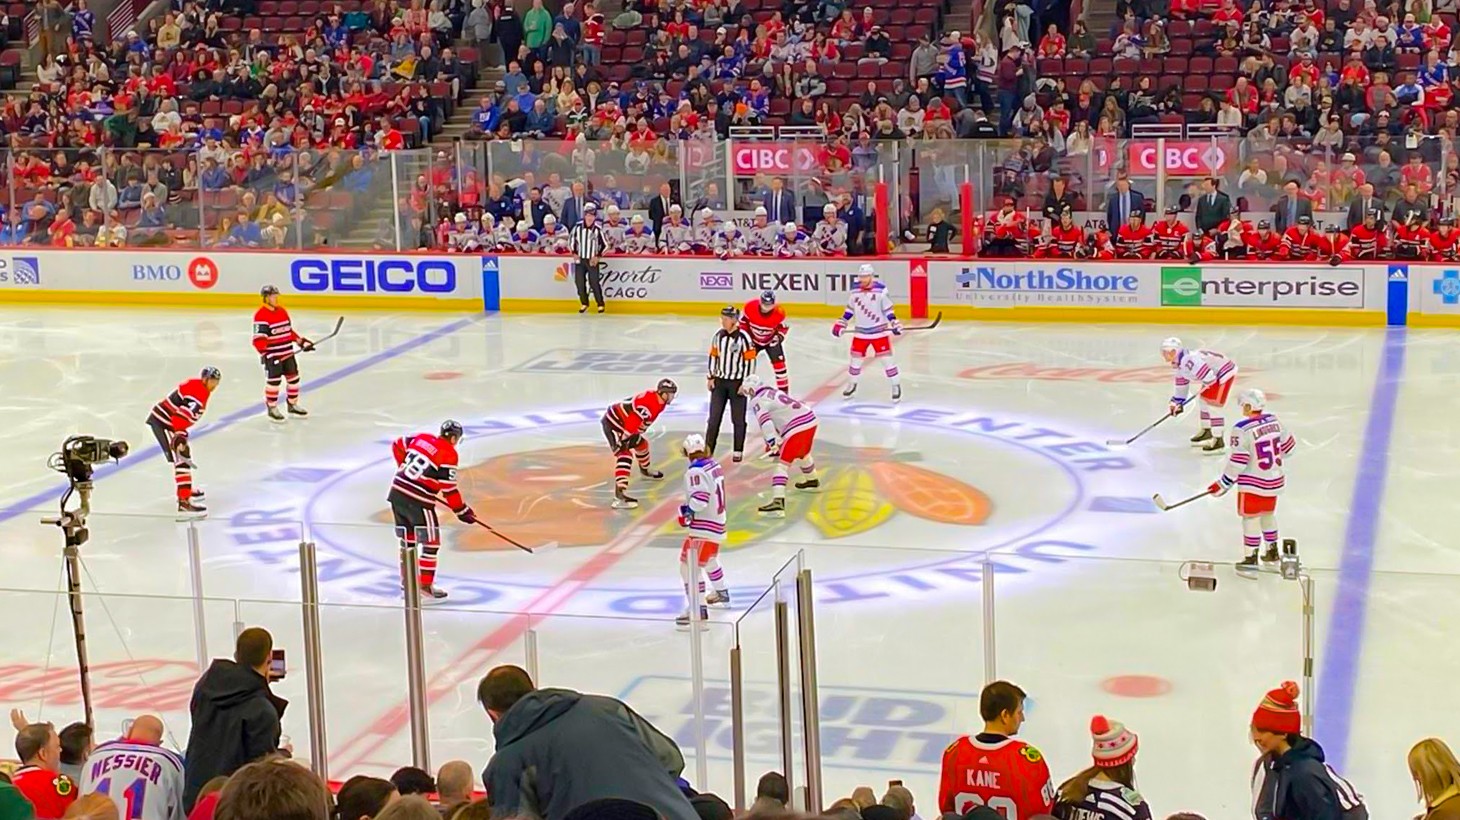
[676,433,729,628]
[1207,388,1296,571]
[833,264,903,403]
[740,375,819,516]
[1161,337,1238,454]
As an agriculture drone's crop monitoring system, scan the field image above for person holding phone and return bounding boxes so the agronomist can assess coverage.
[182,627,289,812]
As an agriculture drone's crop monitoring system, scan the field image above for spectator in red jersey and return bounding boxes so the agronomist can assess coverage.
[1038,23,1066,56]
[10,723,77,819]
[938,681,1054,820]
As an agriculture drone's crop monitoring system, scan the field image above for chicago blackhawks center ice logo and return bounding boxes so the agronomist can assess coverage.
[232,400,1153,611]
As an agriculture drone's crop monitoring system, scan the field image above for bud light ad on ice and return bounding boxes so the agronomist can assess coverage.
[291,258,458,293]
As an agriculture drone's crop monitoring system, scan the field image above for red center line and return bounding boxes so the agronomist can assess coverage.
[328,369,852,772]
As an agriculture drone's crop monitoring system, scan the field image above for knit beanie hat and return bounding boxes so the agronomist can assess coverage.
[1090,715,1138,768]
[1251,680,1302,735]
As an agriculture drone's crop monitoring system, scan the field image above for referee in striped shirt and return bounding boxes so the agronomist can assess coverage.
[570,203,607,314]
[706,305,757,461]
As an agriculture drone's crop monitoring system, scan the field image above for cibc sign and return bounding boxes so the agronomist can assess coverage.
[1093,140,1234,177]
[730,142,821,176]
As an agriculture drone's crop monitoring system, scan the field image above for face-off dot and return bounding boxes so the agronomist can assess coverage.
[424,371,464,380]
[1101,675,1172,698]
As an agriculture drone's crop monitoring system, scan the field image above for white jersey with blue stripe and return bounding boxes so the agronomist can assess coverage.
[837,283,899,340]
[1171,348,1237,402]
[81,740,187,820]
[684,456,727,540]
[749,386,817,447]
[1219,412,1296,496]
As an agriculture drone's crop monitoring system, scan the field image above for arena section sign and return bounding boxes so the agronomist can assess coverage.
[495,255,915,316]
[0,249,493,310]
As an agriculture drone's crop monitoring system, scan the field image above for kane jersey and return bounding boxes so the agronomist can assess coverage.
[683,456,728,540]
[604,389,669,438]
[741,300,789,347]
[939,734,1056,820]
[252,304,299,360]
[748,386,817,446]
[390,433,468,513]
[149,379,210,433]
[81,740,186,820]
[1219,412,1296,497]
[835,284,900,340]
[1171,348,1237,403]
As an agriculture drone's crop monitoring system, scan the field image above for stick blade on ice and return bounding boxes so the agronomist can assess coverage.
[532,541,560,554]
[1152,493,1169,511]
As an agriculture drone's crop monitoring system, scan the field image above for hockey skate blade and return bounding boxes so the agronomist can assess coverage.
[611,499,640,510]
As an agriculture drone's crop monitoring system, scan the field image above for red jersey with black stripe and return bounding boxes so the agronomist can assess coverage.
[149,379,210,432]
[603,390,668,438]
[390,433,467,512]
[740,300,789,346]
[252,304,299,359]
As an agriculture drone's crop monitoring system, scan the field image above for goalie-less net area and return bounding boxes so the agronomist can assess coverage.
[0,308,1455,818]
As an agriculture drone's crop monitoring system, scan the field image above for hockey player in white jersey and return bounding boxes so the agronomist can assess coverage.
[447,212,482,252]
[811,203,849,256]
[712,214,746,258]
[834,264,903,402]
[775,221,811,257]
[739,375,820,515]
[1207,388,1296,570]
[1163,337,1238,454]
[691,208,720,254]
[676,433,730,627]
[600,205,628,252]
[537,214,574,254]
[660,205,695,254]
[510,220,540,252]
[621,215,658,254]
[745,207,780,255]
[81,715,186,820]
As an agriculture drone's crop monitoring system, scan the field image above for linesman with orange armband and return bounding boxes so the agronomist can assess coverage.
[1344,209,1388,261]
[1151,207,1192,260]
[1113,211,1153,259]
[1428,216,1460,261]
[1034,208,1086,258]
[1278,215,1326,260]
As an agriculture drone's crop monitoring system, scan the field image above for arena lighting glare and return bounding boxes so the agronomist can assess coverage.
[41,435,128,730]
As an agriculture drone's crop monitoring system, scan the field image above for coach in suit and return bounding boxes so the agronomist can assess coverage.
[1194,177,1233,234]
[1104,177,1146,231]
[1346,183,1383,229]
[559,182,594,228]
[1270,180,1314,232]
[647,182,679,235]
[763,177,797,226]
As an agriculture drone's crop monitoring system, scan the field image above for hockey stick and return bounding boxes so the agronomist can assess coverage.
[300,317,345,352]
[1152,490,1210,512]
[902,312,943,332]
[1105,399,1189,446]
[474,519,558,554]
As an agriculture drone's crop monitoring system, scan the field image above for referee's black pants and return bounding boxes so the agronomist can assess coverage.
[705,377,747,456]
[574,257,604,308]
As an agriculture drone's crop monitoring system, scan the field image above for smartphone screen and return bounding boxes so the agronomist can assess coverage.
[269,648,286,680]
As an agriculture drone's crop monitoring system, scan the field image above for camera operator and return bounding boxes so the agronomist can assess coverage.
[146,367,221,514]
[570,203,607,314]
[182,627,289,813]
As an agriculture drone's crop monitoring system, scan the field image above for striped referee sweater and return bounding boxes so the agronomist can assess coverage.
[708,328,756,380]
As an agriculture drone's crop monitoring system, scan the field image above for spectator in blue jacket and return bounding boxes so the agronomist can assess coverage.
[229,212,264,247]
[1249,681,1367,820]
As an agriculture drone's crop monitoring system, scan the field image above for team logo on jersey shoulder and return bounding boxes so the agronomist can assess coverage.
[1020,745,1044,763]
[54,775,74,796]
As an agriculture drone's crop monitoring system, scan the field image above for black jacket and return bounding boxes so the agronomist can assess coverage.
[484,688,696,820]
[182,660,286,811]
[1252,736,1365,820]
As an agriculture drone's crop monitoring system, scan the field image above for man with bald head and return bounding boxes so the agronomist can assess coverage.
[435,760,475,816]
[81,715,187,820]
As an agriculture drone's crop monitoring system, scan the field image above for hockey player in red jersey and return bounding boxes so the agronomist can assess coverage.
[1278,215,1325,261]
[982,199,1030,257]
[602,378,678,508]
[253,285,315,422]
[1215,211,1256,259]
[1428,216,1460,261]
[1034,208,1085,258]
[1325,225,1350,264]
[1113,211,1153,259]
[1250,220,1283,259]
[740,290,791,391]
[389,419,479,599]
[147,367,221,514]
[1392,211,1429,259]
[1151,207,1191,260]
[1344,209,1388,261]
[939,681,1055,820]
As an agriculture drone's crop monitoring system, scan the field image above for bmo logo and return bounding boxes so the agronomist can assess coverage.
[731,143,820,175]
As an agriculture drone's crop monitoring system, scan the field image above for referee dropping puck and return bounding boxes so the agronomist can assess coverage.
[706,305,757,462]
[570,203,607,314]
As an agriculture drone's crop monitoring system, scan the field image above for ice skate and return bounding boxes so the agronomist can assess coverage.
[758,497,786,515]
[841,382,857,398]
[705,589,731,607]
[1202,436,1225,454]
[287,402,308,417]
[177,498,207,517]
[1262,545,1281,563]
[612,488,640,509]
[267,405,286,423]
[190,489,207,501]
[1190,428,1214,445]
[675,607,710,629]
[1236,553,1261,572]
[794,477,821,491]
[419,584,449,601]
[639,467,664,480]
[892,384,902,403]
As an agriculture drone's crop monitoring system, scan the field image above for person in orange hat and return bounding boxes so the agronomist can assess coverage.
[1249,681,1368,820]
[1053,716,1150,820]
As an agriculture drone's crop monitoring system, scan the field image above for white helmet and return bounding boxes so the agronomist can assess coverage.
[682,433,707,455]
[858,263,876,277]
[783,221,798,234]
[1239,388,1267,413]
[1160,336,1182,352]
[739,374,764,395]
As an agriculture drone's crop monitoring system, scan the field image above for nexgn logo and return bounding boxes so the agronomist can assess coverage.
[955,266,1139,292]
[291,259,456,293]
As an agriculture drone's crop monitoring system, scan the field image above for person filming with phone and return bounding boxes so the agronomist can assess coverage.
[182,627,290,812]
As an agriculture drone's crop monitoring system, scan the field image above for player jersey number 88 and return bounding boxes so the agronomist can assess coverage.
[400,450,454,483]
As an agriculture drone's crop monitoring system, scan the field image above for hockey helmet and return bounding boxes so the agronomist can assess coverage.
[782,221,798,234]
[739,373,764,395]
[200,366,222,382]
[440,419,464,441]
[720,305,740,319]
[682,433,708,456]
[858,263,877,278]
[261,284,280,298]
[1160,337,1183,353]
[1297,214,1313,225]
[1238,388,1267,413]
[1442,216,1457,227]
[657,378,679,398]
[760,289,776,306]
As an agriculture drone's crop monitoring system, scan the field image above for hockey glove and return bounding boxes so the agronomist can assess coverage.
[299,337,316,352]
[1169,400,1185,417]
[891,322,904,336]
[173,431,191,460]
[1207,481,1230,497]
[762,440,780,460]
[770,333,785,347]
[831,322,844,338]
[677,504,694,528]
[458,508,478,524]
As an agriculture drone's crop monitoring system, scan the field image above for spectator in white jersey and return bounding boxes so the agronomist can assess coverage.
[81,715,185,820]
[1053,716,1151,820]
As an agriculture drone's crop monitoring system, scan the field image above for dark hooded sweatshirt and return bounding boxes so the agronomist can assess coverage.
[1252,736,1366,820]
[182,659,286,811]
[483,688,697,820]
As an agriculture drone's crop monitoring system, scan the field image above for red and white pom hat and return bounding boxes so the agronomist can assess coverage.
[1090,715,1139,768]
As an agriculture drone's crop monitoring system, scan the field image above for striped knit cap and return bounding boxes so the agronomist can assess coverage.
[1090,715,1138,768]
[1252,680,1302,735]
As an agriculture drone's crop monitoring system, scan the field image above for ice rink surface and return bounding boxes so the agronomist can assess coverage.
[2,305,1458,819]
